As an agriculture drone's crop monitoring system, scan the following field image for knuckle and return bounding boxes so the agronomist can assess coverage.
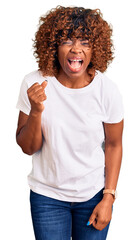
[99,227,103,231]
[32,82,39,87]
[99,218,105,224]
[28,82,39,90]
[28,93,32,99]
[32,88,38,94]
[95,225,102,231]
[43,92,47,98]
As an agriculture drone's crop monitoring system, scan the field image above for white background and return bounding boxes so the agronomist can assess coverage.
[1,0,140,239]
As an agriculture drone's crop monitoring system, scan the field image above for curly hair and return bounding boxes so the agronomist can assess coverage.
[33,5,114,78]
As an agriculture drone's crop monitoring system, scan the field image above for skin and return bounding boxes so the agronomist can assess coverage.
[57,38,93,88]
[88,120,123,230]
[16,38,124,231]
[16,81,47,155]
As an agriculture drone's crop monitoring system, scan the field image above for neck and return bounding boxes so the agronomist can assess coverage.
[56,71,94,89]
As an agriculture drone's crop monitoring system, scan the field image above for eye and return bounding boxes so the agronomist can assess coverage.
[61,40,73,45]
[81,41,90,46]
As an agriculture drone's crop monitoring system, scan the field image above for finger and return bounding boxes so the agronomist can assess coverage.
[31,92,47,103]
[30,88,46,98]
[93,216,110,231]
[92,217,100,230]
[38,94,47,102]
[28,88,42,99]
[27,82,39,93]
[41,80,48,89]
[87,212,97,226]
[28,86,42,98]
[35,93,47,102]
[92,220,105,231]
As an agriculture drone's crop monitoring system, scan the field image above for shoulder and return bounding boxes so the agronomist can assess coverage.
[96,71,122,102]
[97,71,124,123]
[96,70,119,92]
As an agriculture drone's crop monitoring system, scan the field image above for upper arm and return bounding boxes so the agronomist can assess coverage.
[16,111,29,139]
[103,120,124,146]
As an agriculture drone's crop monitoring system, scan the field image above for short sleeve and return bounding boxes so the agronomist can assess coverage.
[103,81,124,124]
[16,77,31,115]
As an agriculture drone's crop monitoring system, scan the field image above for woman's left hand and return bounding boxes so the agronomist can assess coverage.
[87,196,114,231]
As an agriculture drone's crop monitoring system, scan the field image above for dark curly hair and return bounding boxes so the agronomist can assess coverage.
[33,5,114,78]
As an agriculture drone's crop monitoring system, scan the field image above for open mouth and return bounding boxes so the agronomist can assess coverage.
[67,59,83,71]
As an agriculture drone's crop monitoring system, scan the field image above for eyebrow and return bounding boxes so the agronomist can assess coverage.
[62,38,89,43]
[79,39,89,42]
[72,39,89,42]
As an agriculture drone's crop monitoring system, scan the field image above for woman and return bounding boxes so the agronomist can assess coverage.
[16,6,124,240]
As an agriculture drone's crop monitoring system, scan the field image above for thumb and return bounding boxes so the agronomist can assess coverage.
[87,211,97,226]
[41,80,48,89]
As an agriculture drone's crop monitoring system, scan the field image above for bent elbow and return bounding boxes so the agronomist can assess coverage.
[16,135,42,155]
[21,144,41,155]
[22,148,33,155]
[16,138,33,155]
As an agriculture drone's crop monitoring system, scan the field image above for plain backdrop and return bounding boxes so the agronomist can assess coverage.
[1,0,140,239]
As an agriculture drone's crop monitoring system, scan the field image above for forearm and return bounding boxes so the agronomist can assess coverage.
[16,111,43,155]
[88,121,124,230]
[102,142,123,204]
[87,143,122,229]
[104,142,122,190]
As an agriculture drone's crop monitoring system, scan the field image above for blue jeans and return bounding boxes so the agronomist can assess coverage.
[30,189,110,240]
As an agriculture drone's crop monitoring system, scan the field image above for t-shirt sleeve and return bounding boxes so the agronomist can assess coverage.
[103,81,124,124]
[16,77,31,115]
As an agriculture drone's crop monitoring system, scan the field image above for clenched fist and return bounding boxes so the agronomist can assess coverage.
[27,80,47,114]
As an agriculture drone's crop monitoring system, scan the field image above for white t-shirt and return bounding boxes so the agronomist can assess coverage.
[16,70,124,202]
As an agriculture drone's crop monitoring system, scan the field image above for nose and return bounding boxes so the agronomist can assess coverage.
[70,40,82,54]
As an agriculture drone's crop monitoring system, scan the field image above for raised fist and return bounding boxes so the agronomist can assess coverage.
[27,80,47,114]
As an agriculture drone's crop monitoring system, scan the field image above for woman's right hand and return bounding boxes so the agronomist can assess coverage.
[27,81,48,114]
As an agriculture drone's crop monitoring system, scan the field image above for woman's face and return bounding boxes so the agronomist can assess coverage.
[57,38,92,79]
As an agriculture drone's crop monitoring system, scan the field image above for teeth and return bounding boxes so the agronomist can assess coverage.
[68,59,83,68]
[73,60,81,62]
[69,59,82,62]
